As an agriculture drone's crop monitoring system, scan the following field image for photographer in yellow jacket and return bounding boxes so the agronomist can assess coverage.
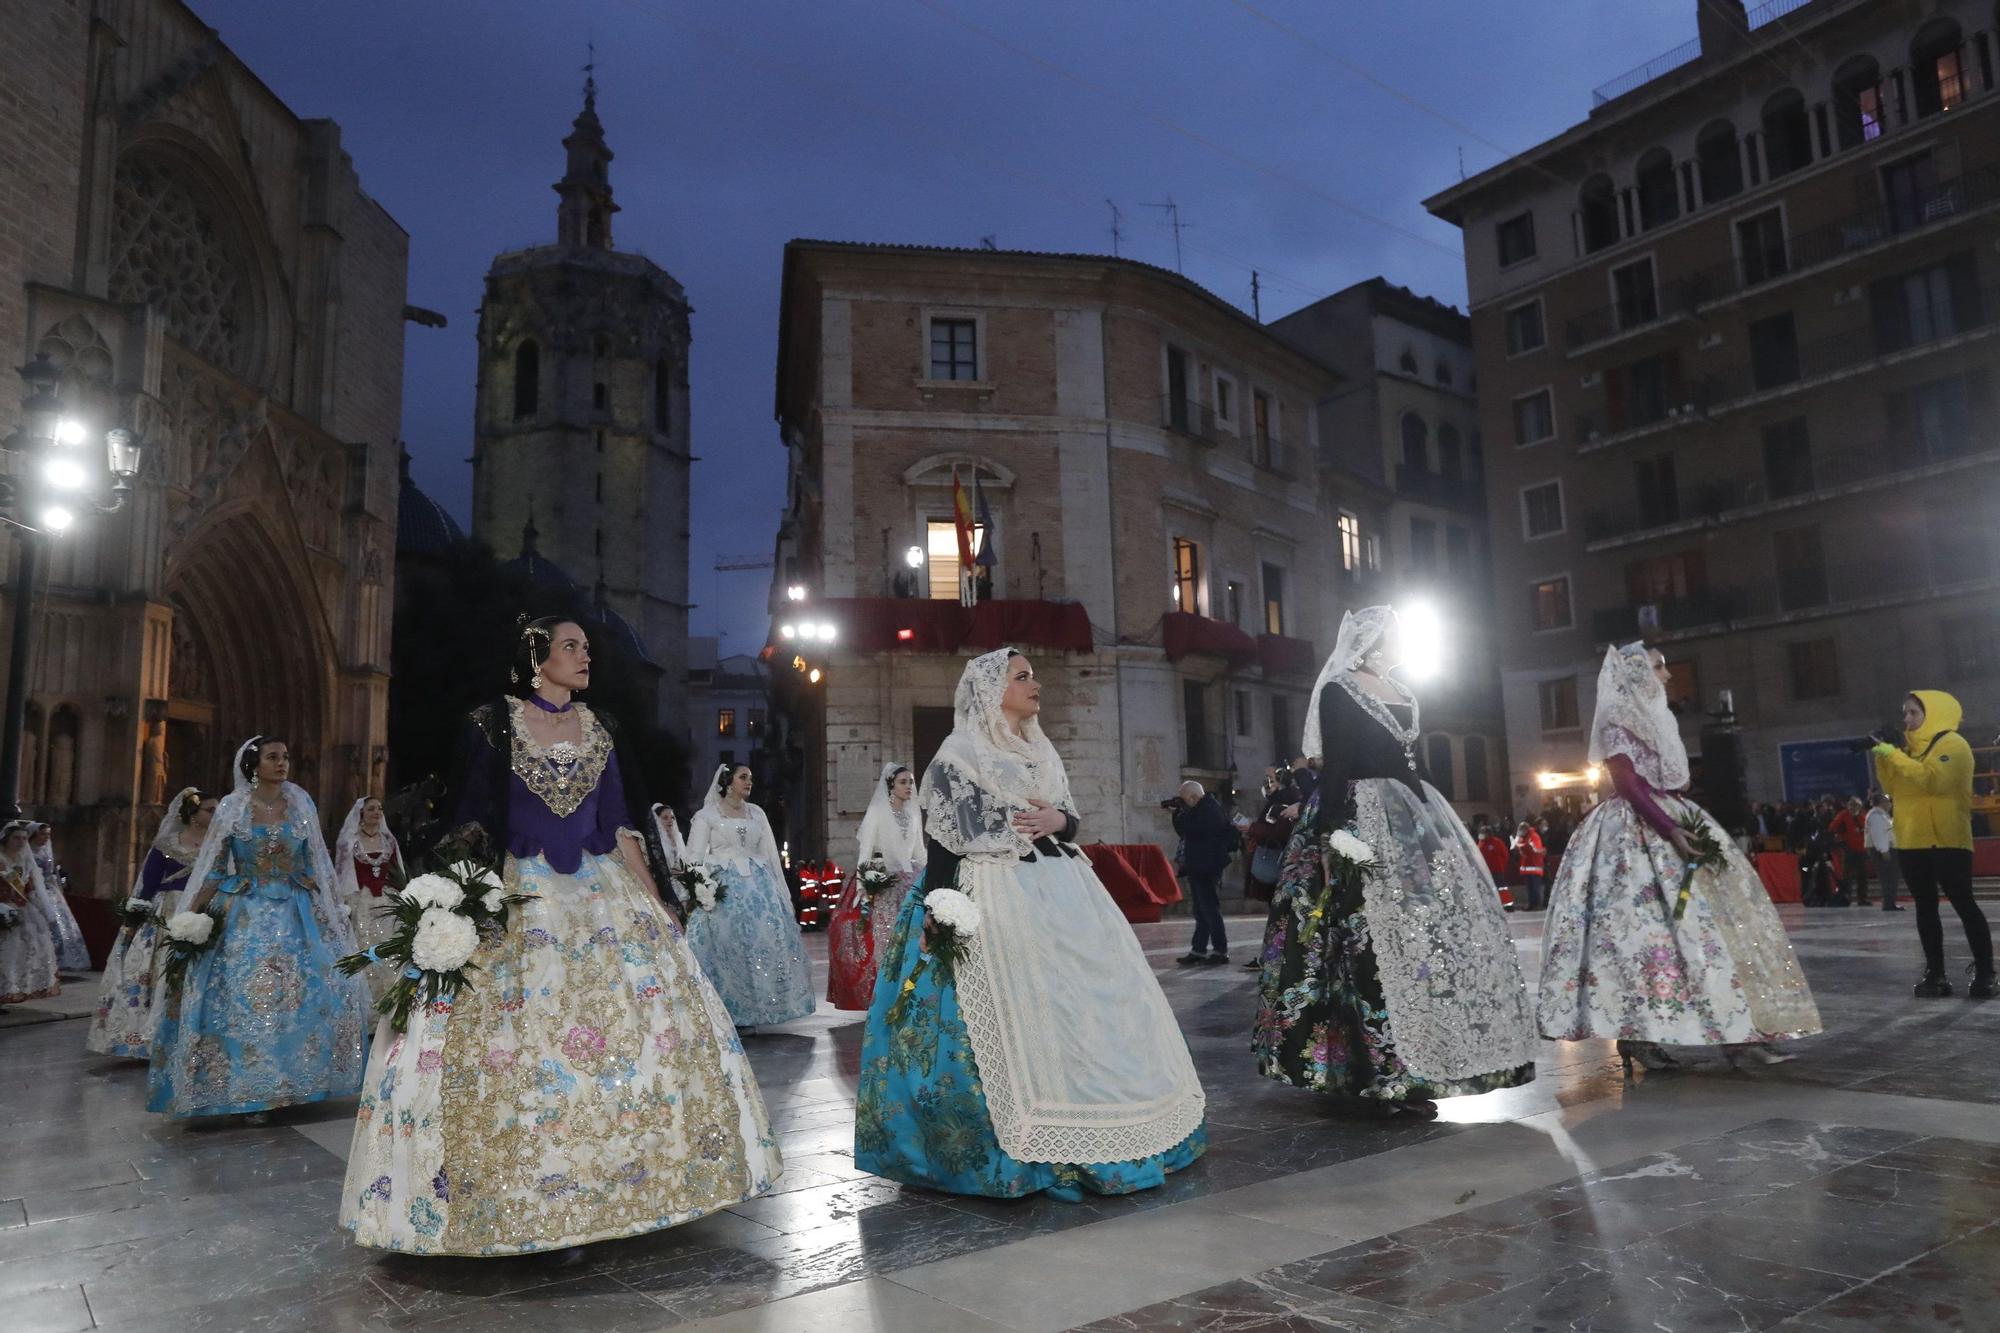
[1872,690,1994,998]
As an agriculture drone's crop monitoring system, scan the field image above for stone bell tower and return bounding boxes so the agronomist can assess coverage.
[470,71,692,736]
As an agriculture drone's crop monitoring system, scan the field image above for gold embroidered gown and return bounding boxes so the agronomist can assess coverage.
[340,698,780,1255]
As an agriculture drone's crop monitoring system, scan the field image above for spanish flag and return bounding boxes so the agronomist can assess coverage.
[951,465,976,570]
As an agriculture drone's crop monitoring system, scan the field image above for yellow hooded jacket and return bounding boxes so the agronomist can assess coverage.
[1873,689,1974,851]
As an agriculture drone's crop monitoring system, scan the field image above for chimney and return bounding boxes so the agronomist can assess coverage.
[1696,0,1751,58]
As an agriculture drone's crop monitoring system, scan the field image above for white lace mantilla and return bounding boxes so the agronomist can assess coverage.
[1351,779,1536,1082]
[949,855,1206,1165]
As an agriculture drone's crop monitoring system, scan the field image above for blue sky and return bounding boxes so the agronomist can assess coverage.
[194,0,1695,653]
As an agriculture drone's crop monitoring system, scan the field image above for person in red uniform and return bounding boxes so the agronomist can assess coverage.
[1827,796,1871,907]
[1476,823,1514,909]
[1513,820,1547,911]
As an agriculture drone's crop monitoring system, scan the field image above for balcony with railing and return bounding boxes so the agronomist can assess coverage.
[1589,555,1999,643]
[1394,463,1485,512]
[1590,590,1744,643]
[1566,277,1702,350]
[1590,0,1816,107]
[1159,393,1225,445]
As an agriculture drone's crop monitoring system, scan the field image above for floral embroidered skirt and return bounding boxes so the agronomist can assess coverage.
[87,895,176,1057]
[0,896,59,1006]
[44,884,91,972]
[344,890,403,1007]
[1252,787,1536,1102]
[1537,797,1821,1045]
[855,885,1206,1201]
[684,858,816,1027]
[826,868,915,1011]
[146,883,368,1117]
[340,851,781,1256]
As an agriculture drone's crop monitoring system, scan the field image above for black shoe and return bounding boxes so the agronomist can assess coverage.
[1884,905,1905,912]
[1914,971,1953,998]
[1177,952,1206,966]
[1204,953,1230,965]
[1969,967,1996,1000]
[1241,958,1262,970]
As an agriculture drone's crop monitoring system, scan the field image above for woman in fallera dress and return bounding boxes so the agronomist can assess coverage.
[1537,643,1821,1074]
[88,788,216,1057]
[1252,606,1536,1117]
[335,795,406,1006]
[0,820,61,1007]
[651,802,688,873]
[342,617,778,1257]
[30,823,90,973]
[856,648,1207,1200]
[684,764,816,1029]
[828,762,925,1011]
[147,738,369,1121]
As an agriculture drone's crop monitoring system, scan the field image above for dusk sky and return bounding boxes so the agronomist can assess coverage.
[194,0,1695,655]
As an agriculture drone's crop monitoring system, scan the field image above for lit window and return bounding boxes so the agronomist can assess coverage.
[926,520,985,600]
[1172,537,1202,615]
[717,708,736,737]
[1338,511,1363,571]
[1529,576,1572,632]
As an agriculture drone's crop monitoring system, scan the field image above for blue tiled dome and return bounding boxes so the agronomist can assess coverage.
[397,474,466,556]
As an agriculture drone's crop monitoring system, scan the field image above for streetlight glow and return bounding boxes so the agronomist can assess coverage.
[807,667,823,684]
[43,457,89,491]
[779,624,796,640]
[785,584,806,602]
[1398,600,1446,681]
[52,417,86,446]
[818,623,836,643]
[904,545,924,569]
[39,505,75,533]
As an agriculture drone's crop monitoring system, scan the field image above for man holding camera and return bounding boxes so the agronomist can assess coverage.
[1872,690,1995,998]
[1170,781,1235,966]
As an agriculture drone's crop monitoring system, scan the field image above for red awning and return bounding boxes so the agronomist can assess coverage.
[1161,612,1259,667]
[1257,633,1320,679]
[784,598,1095,656]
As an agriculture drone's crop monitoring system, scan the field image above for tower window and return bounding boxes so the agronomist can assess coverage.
[654,358,671,430]
[593,382,608,411]
[595,474,603,502]
[587,207,606,247]
[513,340,539,419]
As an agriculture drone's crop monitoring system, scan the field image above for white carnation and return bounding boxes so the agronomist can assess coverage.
[450,860,502,893]
[165,911,215,945]
[410,907,480,972]
[481,889,506,914]
[401,874,465,911]
[0,903,21,927]
[1327,830,1376,866]
[924,888,981,935]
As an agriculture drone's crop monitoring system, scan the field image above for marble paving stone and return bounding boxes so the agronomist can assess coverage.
[1773,1222,2000,1330]
[1073,1276,1451,1332]
[3,1280,94,1333]
[718,1174,919,1236]
[891,1234,1205,1333]
[1679,1178,1987,1280]
[669,1277,1015,1332]
[1,1197,29,1229]
[378,1274,677,1333]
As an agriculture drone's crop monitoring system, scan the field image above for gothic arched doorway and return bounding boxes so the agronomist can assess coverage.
[163,507,336,798]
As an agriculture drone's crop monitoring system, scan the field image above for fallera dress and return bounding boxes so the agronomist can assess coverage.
[87,830,198,1057]
[684,801,816,1027]
[828,763,925,1012]
[341,697,780,1256]
[0,855,60,1006]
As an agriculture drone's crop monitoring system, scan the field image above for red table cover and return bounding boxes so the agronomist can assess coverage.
[1754,852,1802,904]
[1082,843,1183,924]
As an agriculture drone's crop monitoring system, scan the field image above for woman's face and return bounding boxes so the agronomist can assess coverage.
[255,742,290,785]
[28,828,48,850]
[728,766,753,801]
[1368,622,1404,672]
[1903,696,1927,731]
[1000,655,1040,721]
[360,799,384,834]
[890,769,916,803]
[1649,649,1672,689]
[541,622,592,691]
[192,799,217,832]
[3,830,27,857]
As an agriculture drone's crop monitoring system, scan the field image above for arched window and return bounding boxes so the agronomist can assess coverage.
[1398,345,1419,374]
[1426,734,1456,800]
[1635,147,1679,230]
[653,357,671,430]
[512,340,539,420]
[1437,424,1464,480]
[1401,412,1429,472]
[1579,174,1618,254]
[1911,18,1967,118]
[1463,736,1491,803]
[592,381,608,411]
[1832,55,1886,147]
[1762,89,1812,177]
[1696,120,1743,202]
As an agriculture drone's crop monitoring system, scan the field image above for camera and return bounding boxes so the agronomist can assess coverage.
[1159,797,1182,811]
[1846,725,1901,753]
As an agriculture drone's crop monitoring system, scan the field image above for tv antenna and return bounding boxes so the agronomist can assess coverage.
[1148,197,1189,273]
[1106,200,1124,257]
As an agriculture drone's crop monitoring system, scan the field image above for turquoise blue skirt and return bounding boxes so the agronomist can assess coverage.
[855,883,1205,1201]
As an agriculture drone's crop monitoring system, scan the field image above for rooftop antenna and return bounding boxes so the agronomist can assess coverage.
[978,235,997,250]
[1148,197,1188,273]
[1457,145,1466,181]
[1106,199,1124,257]
[583,34,596,91]
[1251,270,1262,322]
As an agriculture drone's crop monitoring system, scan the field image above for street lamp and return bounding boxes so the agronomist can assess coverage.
[1,354,145,812]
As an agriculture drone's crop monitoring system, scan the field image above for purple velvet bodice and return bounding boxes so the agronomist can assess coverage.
[504,748,634,874]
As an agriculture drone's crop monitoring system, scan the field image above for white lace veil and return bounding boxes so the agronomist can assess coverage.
[650,802,686,871]
[0,819,50,905]
[856,760,924,869]
[184,737,358,951]
[700,763,733,821]
[1589,642,1690,790]
[1301,606,1416,758]
[692,763,785,879]
[130,786,203,899]
[922,647,1077,859]
[333,796,405,900]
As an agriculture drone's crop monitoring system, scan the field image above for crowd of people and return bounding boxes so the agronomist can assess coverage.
[6,602,1990,1267]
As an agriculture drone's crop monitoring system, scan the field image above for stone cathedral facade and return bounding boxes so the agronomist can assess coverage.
[0,1,406,905]
[470,78,692,738]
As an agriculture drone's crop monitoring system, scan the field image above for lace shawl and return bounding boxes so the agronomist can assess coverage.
[921,647,1078,860]
[185,740,356,953]
[856,761,926,873]
[1588,642,1690,791]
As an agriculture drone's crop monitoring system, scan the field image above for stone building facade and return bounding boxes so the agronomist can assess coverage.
[0,0,407,901]
[769,241,1347,867]
[470,78,691,739]
[1273,280,1512,824]
[1426,0,2000,807]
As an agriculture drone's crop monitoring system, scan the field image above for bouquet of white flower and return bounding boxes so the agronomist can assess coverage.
[672,861,724,912]
[887,884,982,1025]
[336,854,529,1032]
[0,902,21,934]
[856,859,897,921]
[115,896,157,929]
[158,907,226,997]
[1303,827,1383,934]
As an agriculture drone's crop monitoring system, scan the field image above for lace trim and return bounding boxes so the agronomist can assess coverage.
[1352,781,1536,1082]
[948,858,1206,1166]
[1336,673,1419,771]
[507,698,612,819]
